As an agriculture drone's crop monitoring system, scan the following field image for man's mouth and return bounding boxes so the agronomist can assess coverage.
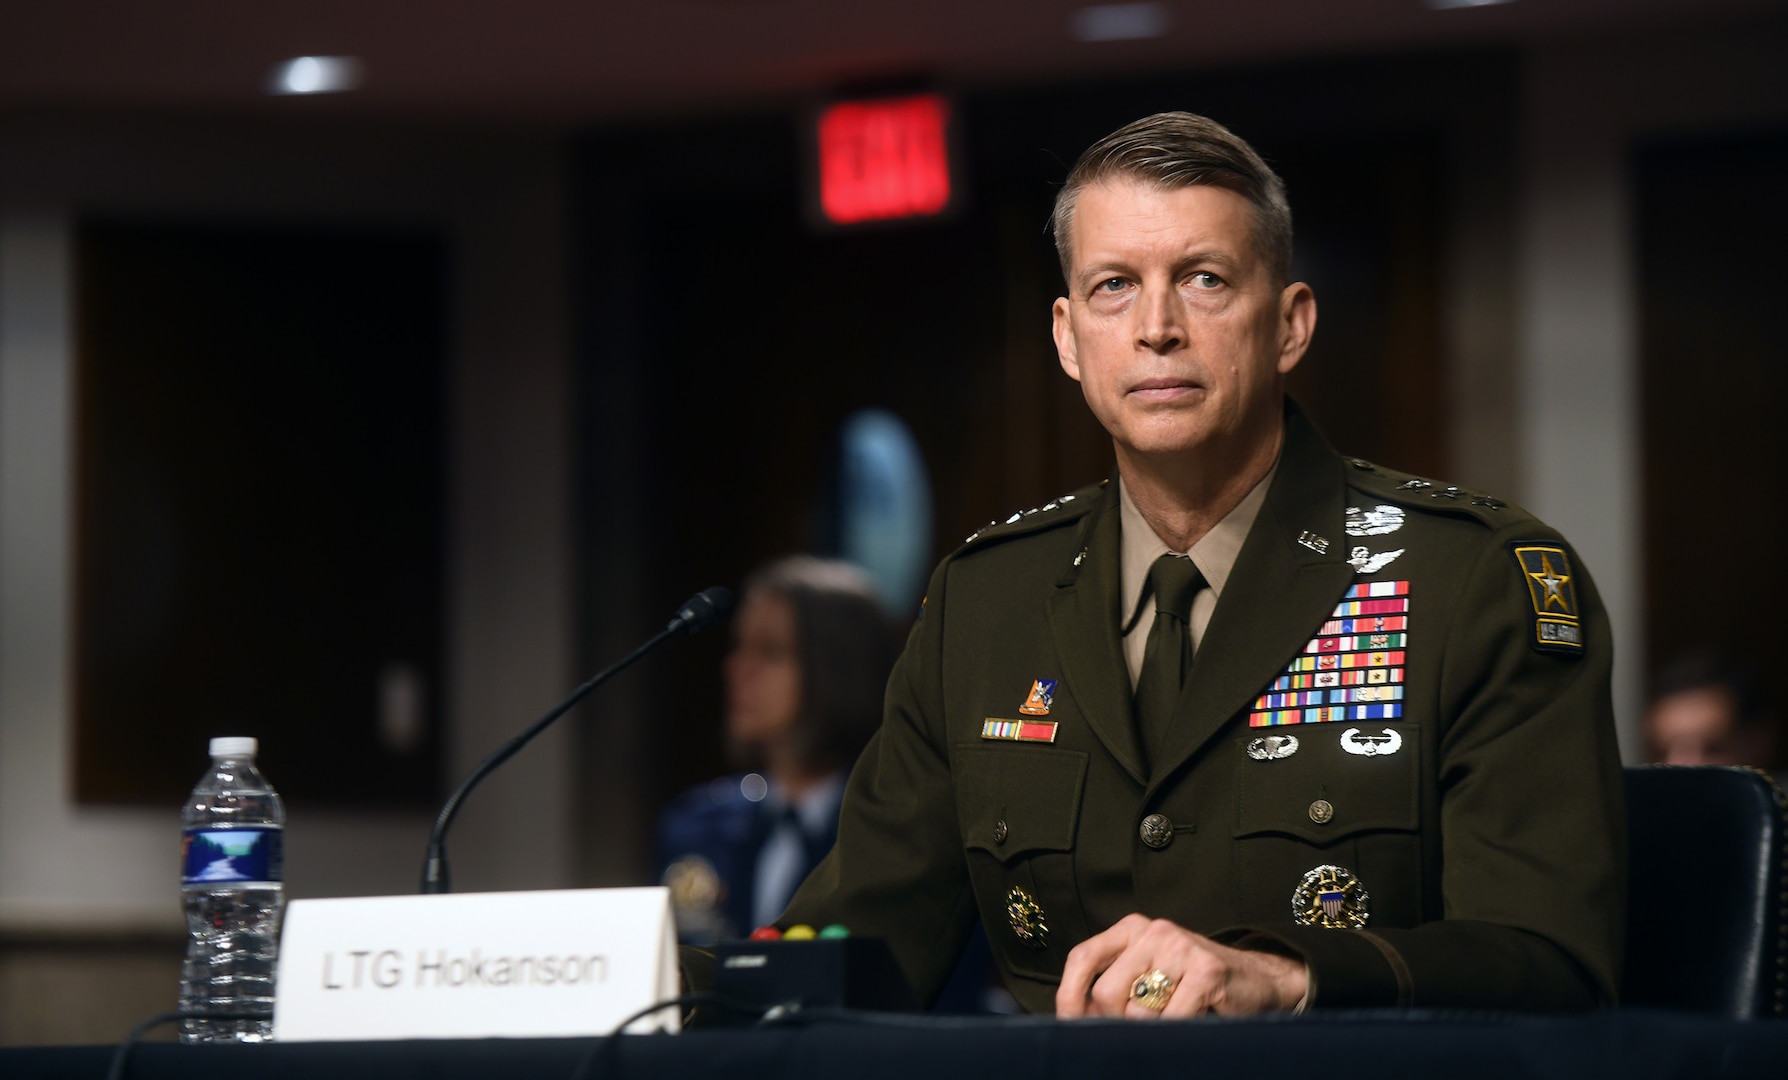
[1129,377,1203,400]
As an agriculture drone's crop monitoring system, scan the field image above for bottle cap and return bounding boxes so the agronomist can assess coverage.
[208,736,258,758]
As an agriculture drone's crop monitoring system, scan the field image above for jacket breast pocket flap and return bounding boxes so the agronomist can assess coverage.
[1233,724,1421,845]
[954,745,1087,863]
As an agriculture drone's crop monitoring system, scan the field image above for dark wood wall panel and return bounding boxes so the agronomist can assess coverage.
[1638,131,1788,755]
[74,220,447,807]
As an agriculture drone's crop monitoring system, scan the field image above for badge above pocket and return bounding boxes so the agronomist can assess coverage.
[1234,724,1421,844]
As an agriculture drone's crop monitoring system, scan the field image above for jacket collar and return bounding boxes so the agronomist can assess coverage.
[1043,401,1355,787]
[1047,478,1146,783]
[1147,400,1354,787]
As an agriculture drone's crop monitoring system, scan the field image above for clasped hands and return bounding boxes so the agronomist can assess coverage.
[1054,913,1308,1019]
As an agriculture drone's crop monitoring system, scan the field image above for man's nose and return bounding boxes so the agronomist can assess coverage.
[1135,281,1185,353]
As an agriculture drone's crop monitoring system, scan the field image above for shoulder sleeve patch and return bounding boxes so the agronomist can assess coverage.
[1509,541,1584,657]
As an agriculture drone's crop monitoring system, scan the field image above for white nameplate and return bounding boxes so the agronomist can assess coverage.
[273,887,680,1041]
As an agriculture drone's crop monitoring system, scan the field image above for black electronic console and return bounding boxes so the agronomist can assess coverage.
[711,937,916,1020]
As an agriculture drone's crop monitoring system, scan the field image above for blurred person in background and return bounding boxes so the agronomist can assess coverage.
[657,556,896,944]
[1645,650,1778,768]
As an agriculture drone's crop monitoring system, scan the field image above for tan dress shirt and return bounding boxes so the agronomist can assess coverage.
[1118,462,1279,689]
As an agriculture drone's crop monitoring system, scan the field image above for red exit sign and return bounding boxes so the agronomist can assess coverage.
[815,94,954,226]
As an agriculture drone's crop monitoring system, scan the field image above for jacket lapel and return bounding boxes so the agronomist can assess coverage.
[1146,406,1356,789]
[1046,485,1147,785]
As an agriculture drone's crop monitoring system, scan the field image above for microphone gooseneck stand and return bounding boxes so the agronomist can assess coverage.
[420,587,734,894]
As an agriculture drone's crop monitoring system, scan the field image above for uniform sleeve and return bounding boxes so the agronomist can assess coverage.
[1219,525,1626,1009]
[774,561,981,1006]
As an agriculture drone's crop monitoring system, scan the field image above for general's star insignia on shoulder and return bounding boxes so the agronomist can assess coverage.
[1510,542,1584,657]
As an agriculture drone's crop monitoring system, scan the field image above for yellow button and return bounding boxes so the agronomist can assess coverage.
[783,924,817,940]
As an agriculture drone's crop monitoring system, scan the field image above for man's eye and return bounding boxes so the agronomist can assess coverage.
[1188,272,1223,289]
[1096,277,1128,293]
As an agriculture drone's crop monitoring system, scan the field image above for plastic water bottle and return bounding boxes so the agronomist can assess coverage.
[178,736,286,1043]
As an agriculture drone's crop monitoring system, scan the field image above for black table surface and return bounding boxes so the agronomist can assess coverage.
[5,1009,1784,1080]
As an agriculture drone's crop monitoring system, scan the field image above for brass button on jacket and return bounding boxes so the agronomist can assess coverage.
[992,818,1009,845]
[1308,799,1335,825]
[1139,813,1173,849]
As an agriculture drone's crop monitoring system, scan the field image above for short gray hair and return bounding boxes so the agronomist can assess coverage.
[1051,112,1293,287]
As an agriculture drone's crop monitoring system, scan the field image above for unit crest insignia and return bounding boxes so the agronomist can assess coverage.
[1292,864,1369,929]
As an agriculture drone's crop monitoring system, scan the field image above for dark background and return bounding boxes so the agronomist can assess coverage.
[74,221,446,805]
[61,47,1788,821]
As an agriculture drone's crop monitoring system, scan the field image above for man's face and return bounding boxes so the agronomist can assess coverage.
[1051,179,1314,463]
[1645,687,1754,765]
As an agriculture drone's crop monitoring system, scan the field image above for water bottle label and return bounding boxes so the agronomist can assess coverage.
[181,826,284,885]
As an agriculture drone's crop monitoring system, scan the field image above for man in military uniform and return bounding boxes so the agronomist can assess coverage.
[775,112,1624,1016]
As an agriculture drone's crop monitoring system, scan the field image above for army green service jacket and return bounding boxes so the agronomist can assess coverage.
[779,403,1626,1012]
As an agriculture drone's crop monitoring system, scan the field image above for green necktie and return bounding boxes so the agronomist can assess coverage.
[1135,553,1206,766]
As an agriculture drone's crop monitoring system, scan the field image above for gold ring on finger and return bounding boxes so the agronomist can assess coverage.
[1131,968,1175,1011]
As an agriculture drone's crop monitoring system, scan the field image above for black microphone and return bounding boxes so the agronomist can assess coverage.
[669,586,733,636]
[420,586,735,894]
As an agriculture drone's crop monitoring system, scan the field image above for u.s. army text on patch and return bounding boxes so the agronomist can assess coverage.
[1510,542,1583,656]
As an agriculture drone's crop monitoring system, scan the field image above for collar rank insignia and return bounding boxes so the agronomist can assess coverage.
[1292,864,1370,929]
[1019,678,1057,716]
[1249,580,1409,727]
[1511,542,1584,656]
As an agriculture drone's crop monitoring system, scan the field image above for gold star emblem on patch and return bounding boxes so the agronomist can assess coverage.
[1527,553,1572,612]
[1511,544,1585,655]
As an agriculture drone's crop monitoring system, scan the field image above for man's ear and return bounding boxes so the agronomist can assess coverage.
[1276,282,1317,376]
[1053,297,1081,383]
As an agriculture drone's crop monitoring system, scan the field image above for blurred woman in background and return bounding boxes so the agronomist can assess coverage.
[657,556,895,943]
